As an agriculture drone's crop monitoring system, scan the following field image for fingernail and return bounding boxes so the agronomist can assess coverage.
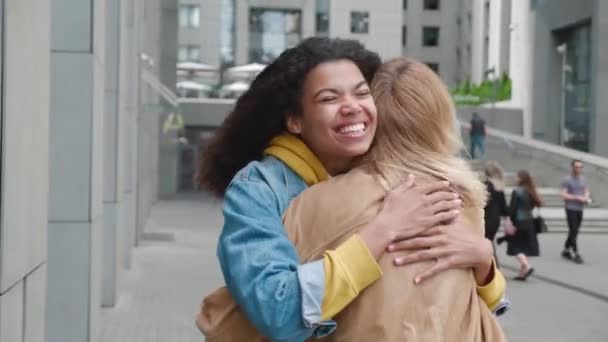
[414,277,420,284]
[387,244,394,251]
[454,210,460,215]
[394,258,402,265]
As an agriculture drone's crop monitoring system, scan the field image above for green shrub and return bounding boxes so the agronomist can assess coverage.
[451,74,512,106]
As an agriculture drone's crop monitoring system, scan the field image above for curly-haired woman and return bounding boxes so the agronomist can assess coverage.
[197,38,504,341]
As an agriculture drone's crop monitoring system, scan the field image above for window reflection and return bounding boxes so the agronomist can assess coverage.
[563,24,591,152]
[249,8,302,64]
[350,11,369,34]
[423,26,440,46]
[179,5,200,28]
[178,45,201,62]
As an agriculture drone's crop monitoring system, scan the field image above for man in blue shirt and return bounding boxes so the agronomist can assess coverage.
[560,159,591,264]
[469,113,486,159]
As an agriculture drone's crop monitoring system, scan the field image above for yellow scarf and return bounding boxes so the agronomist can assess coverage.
[264,133,329,186]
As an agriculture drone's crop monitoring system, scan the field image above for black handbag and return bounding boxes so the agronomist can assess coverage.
[533,216,548,233]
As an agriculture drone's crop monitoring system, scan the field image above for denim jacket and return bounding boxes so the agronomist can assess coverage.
[217,156,336,341]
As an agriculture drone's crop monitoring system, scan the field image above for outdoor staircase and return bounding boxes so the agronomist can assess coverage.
[470,160,608,234]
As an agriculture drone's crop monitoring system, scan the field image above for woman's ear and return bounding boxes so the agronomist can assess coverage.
[286,114,302,134]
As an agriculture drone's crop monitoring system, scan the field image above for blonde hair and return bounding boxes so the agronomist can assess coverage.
[485,161,505,191]
[367,57,486,208]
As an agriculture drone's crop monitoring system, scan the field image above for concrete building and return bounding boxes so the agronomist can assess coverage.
[527,0,608,157]
[456,0,511,84]
[462,0,608,155]
[178,0,224,68]
[401,0,461,86]
[179,0,460,84]
[0,1,178,342]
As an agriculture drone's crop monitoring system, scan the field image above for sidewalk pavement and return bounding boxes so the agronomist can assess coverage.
[496,234,608,342]
[97,194,608,342]
[97,193,225,342]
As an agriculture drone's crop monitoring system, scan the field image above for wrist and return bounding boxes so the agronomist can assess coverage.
[359,219,395,259]
[473,240,494,285]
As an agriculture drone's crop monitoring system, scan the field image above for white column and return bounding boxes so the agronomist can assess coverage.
[488,0,508,75]
[47,0,106,341]
[102,0,124,307]
[509,0,533,138]
[0,1,50,342]
[118,0,139,269]
[471,0,487,83]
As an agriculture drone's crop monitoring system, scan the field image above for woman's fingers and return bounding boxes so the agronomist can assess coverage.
[428,198,462,215]
[414,259,451,284]
[388,234,446,252]
[415,180,451,195]
[424,190,459,205]
[427,210,460,227]
[393,247,450,266]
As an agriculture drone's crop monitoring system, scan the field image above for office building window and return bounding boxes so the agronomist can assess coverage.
[350,11,369,34]
[423,27,440,46]
[403,0,408,9]
[316,0,330,34]
[424,0,440,10]
[402,26,407,46]
[249,8,302,63]
[179,5,200,28]
[426,63,439,74]
[178,45,201,62]
[561,23,592,152]
[221,0,236,66]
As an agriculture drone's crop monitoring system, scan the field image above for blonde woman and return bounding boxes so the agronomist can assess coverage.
[278,57,506,340]
[484,161,510,266]
[199,57,507,341]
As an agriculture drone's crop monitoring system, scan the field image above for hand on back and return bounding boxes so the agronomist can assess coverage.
[359,174,461,258]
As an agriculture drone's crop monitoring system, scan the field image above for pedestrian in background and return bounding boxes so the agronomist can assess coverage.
[560,159,591,264]
[469,112,486,159]
[484,161,509,267]
[507,170,542,281]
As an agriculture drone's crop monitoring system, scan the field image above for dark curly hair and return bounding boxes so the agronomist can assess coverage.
[196,37,382,196]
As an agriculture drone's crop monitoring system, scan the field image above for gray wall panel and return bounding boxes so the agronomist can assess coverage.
[46,223,91,342]
[1,0,50,292]
[24,265,46,342]
[48,54,94,222]
[0,281,24,342]
[51,0,93,52]
[593,1,608,157]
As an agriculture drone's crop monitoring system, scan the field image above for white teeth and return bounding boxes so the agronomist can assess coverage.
[339,123,365,134]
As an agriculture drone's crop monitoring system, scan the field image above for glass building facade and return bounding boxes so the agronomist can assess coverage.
[562,23,592,152]
[249,8,302,64]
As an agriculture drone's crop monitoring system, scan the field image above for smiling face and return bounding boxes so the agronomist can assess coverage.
[286,59,377,175]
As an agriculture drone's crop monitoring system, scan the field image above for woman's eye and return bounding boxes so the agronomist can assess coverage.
[356,90,371,97]
[321,97,337,102]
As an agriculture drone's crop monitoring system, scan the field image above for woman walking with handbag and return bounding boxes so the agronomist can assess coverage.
[507,170,543,281]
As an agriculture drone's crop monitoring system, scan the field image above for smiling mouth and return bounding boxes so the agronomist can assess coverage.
[336,123,367,137]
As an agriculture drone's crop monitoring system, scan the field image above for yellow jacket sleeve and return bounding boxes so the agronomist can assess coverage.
[476,261,506,311]
[320,234,382,320]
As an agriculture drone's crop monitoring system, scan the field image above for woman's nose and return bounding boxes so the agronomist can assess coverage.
[340,98,362,115]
